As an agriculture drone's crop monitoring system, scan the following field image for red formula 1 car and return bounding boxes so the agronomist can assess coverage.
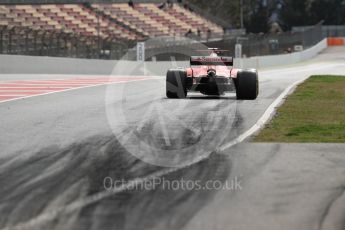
[166,48,259,100]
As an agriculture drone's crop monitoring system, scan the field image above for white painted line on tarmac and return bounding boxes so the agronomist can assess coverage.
[219,76,308,151]
[219,63,345,151]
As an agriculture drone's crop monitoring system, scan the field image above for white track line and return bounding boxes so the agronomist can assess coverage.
[217,63,345,150]
[219,76,308,151]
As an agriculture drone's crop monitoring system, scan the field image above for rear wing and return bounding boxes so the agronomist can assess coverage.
[190,56,233,66]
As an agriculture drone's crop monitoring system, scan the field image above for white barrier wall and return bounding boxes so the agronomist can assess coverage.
[0,54,189,75]
[0,55,116,75]
[0,38,328,75]
[234,38,328,69]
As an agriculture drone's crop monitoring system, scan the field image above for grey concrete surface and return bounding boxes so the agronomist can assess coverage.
[0,47,345,230]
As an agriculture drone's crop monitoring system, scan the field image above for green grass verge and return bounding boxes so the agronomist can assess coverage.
[254,75,345,142]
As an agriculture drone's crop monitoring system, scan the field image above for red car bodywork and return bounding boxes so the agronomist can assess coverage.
[166,52,259,99]
[183,56,239,95]
[186,65,238,79]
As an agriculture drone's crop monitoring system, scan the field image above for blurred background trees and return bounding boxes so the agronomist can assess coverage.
[188,0,345,33]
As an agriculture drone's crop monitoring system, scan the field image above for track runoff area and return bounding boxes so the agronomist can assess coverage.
[254,75,345,142]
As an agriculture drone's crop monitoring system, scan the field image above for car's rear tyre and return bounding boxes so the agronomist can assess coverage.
[234,69,259,100]
[166,69,187,98]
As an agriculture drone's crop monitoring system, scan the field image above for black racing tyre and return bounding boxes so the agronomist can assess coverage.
[235,69,259,100]
[166,69,187,98]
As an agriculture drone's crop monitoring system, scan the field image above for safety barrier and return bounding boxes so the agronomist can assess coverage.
[234,38,328,69]
[0,54,189,75]
[0,37,340,75]
[327,37,345,46]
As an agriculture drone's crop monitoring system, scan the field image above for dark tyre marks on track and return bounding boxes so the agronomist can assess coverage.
[0,135,231,230]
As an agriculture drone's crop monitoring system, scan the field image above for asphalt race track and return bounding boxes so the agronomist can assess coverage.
[1,47,345,230]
